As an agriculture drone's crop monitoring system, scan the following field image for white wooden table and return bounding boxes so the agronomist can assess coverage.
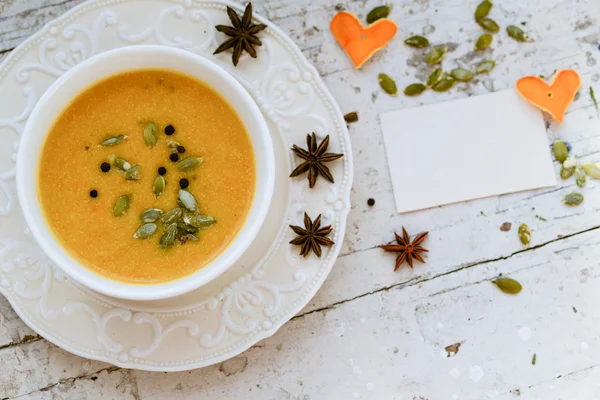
[2,0,600,399]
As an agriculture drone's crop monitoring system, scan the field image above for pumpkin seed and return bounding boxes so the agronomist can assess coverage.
[124,165,140,180]
[552,139,569,163]
[404,35,429,48]
[476,60,496,74]
[378,73,398,96]
[475,33,493,50]
[177,221,199,234]
[492,277,522,294]
[176,157,203,171]
[450,68,474,82]
[179,233,199,243]
[582,163,600,179]
[111,156,131,171]
[134,223,157,239]
[576,167,587,187]
[153,175,165,198]
[159,223,178,248]
[366,5,391,24]
[100,134,126,147]
[562,192,584,206]
[477,18,500,33]
[426,68,443,87]
[560,165,575,179]
[563,156,577,169]
[143,122,158,148]
[184,212,216,228]
[404,83,427,96]
[426,46,447,65]
[179,189,198,212]
[113,195,131,216]
[140,208,163,223]
[506,25,532,42]
[518,223,531,247]
[432,77,455,92]
[474,0,492,19]
[162,208,183,225]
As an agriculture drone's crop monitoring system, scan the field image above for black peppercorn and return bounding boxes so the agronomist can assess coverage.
[177,145,186,154]
[170,153,179,162]
[90,190,98,198]
[367,198,375,206]
[179,178,189,189]
[165,125,175,135]
[100,162,111,173]
[158,166,167,175]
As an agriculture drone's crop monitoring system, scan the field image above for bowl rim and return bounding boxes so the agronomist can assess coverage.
[16,45,275,300]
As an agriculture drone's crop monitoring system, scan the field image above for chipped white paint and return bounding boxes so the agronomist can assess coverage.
[1,0,600,399]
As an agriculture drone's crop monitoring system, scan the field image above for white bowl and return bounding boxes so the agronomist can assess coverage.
[17,45,275,301]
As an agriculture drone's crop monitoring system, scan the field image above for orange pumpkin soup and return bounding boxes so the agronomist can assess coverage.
[38,69,256,283]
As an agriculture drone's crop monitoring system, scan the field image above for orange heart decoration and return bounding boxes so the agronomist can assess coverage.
[330,12,397,69]
[516,69,581,124]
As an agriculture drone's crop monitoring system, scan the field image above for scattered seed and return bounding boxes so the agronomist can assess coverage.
[313,26,320,32]
[140,208,164,223]
[344,112,359,123]
[591,86,598,113]
[518,223,531,247]
[143,122,158,148]
[162,208,183,225]
[164,125,175,135]
[184,213,216,228]
[124,165,141,180]
[366,5,391,24]
[111,156,131,171]
[100,134,127,147]
[582,163,600,179]
[474,0,492,19]
[153,175,166,198]
[476,60,496,74]
[179,178,190,189]
[562,192,584,206]
[378,73,398,96]
[179,189,198,212]
[404,83,427,96]
[532,353,537,366]
[158,166,167,176]
[100,162,111,173]
[477,18,500,33]
[500,222,512,232]
[426,46,447,65]
[177,221,199,234]
[404,35,429,48]
[160,223,178,248]
[507,25,532,42]
[177,145,186,154]
[575,167,586,187]
[170,153,180,162]
[535,215,547,222]
[426,67,443,87]
[552,139,569,163]
[560,164,576,180]
[89,189,98,198]
[492,277,522,294]
[432,77,455,92]
[134,223,157,239]
[367,198,375,206]
[177,157,203,171]
[475,33,493,50]
[113,195,131,216]
[450,68,474,82]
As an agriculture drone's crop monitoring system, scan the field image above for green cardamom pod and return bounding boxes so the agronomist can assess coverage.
[562,192,584,206]
[143,122,158,148]
[113,195,131,217]
[100,134,127,147]
[124,165,140,180]
[552,139,568,163]
[426,46,447,65]
[176,157,203,171]
[378,73,398,96]
[474,0,492,19]
[518,223,531,247]
[476,60,496,74]
[507,25,532,42]
[404,83,427,96]
[159,223,178,248]
[492,277,522,294]
[153,175,166,198]
[475,33,493,50]
[426,68,443,87]
[582,163,600,179]
[134,223,157,239]
[366,5,391,24]
[179,189,198,212]
[450,68,474,82]
[140,208,163,223]
[162,208,183,225]
[432,77,455,92]
[477,18,500,33]
[404,35,429,48]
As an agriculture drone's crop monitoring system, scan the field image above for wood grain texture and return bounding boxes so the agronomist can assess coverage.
[1,0,600,399]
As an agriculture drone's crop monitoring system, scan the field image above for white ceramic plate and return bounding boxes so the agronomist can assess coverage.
[0,0,352,370]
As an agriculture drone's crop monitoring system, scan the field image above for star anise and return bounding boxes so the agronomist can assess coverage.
[290,133,344,188]
[213,3,267,66]
[380,227,429,271]
[289,213,335,257]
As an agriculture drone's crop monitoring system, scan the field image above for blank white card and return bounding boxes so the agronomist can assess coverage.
[380,90,557,213]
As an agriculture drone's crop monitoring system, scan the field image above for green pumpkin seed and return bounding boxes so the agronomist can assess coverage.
[113,195,131,217]
[426,68,443,87]
[477,18,500,33]
[143,122,158,148]
[140,208,163,223]
[404,35,429,49]
[160,223,178,248]
[507,25,532,42]
[177,157,203,172]
[378,73,398,96]
[162,208,183,225]
[518,223,531,247]
[134,223,157,239]
[492,277,522,294]
[177,221,199,234]
[563,192,584,206]
[476,60,496,74]
[100,134,127,147]
[426,46,447,65]
[576,167,587,187]
[450,68,474,82]
[110,156,131,171]
[582,163,600,179]
[404,83,427,96]
[552,139,569,163]
[475,33,493,50]
[366,5,391,24]
[184,212,216,228]
[153,175,165,198]
[560,165,575,180]
[432,77,455,92]
[474,0,492,19]
[563,156,577,169]
[124,165,140,180]
[179,189,198,212]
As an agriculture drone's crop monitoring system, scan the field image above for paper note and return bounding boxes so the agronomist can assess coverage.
[380,90,557,213]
